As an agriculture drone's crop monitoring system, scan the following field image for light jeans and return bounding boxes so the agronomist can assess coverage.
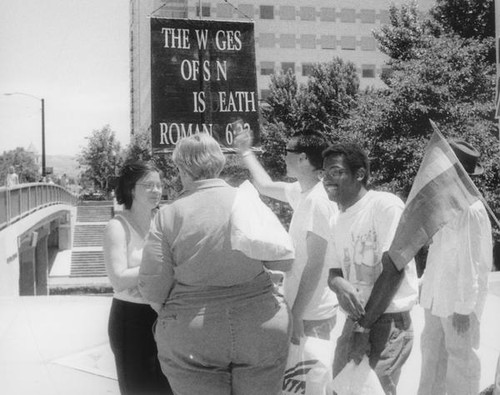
[417,308,480,395]
[155,288,291,395]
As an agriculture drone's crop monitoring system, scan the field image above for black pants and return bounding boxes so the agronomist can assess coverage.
[108,298,173,395]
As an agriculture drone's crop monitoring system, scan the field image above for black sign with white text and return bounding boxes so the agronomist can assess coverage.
[151,18,260,152]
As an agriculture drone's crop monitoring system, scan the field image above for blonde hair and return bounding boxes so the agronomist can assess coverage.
[172,133,226,180]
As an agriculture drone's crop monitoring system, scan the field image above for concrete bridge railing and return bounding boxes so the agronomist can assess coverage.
[0,183,78,231]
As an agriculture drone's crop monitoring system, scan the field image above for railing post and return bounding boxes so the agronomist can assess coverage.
[7,188,11,226]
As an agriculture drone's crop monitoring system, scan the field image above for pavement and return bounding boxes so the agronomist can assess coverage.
[0,295,118,395]
[1,273,500,395]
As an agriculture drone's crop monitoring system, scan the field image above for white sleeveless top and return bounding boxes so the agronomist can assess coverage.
[113,214,148,304]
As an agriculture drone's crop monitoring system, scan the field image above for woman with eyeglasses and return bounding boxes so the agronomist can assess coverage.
[103,161,172,395]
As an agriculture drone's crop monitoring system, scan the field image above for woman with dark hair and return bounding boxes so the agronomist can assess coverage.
[139,134,293,395]
[103,161,172,395]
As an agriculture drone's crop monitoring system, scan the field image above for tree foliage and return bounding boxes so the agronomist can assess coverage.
[431,0,494,40]
[341,0,499,211]
[301,61,359,132]
[374,0,431,61]
[124,128,152,163]
[264,71,302,131]
[0,147,39,184]
[77,125,123,194]
[264,58,359,133]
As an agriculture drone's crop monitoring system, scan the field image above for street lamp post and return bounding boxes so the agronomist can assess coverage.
[4,92,46,177]
[41,98,46,177]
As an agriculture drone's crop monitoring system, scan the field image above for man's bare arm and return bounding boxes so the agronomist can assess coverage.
[357,252,405,329]
[234,129,288,202]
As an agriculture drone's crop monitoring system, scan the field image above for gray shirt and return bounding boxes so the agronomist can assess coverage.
[139,178,267,306]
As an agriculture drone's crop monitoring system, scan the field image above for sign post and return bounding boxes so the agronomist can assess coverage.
[150,18,260,153]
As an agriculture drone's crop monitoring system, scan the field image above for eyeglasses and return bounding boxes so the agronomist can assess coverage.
[285,148,302,154]
[324,168,348,178]
[137,182,162,191]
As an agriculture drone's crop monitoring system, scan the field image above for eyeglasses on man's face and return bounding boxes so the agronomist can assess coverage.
[137,182,162,191]
[324,168,348,178]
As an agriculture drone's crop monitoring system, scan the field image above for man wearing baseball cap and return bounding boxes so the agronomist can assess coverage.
[417,140,493,395]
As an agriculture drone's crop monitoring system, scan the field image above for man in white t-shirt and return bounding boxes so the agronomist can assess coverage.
[323,142,418,395]
[235,129,338,345]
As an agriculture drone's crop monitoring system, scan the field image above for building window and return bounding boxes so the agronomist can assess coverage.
[379,10,390,24]
[300,34,316,49]
[196,3,211,17]
[260,61,275,75]
[340,8,356,23]
[360,9,376,23]
[158,2,188,18]
[299,7,315,21]
[280,6,295,20]
[170,10,188,18]
[216,3,232,18]
[302,63,314,76]
[362,64,376,78]
[320,8,335,22]
[238,4,254,19]
[341,36,356,50]
[280,34,296,48]
[281,62,295,74]
[260,5,274,19]
[360,36,376,51]
[320,35,336,49]
[259,33,276,48]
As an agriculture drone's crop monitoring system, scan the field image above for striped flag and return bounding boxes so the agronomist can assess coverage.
[388,121,481,270]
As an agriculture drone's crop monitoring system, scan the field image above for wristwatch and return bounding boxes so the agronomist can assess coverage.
[353,321,371,334]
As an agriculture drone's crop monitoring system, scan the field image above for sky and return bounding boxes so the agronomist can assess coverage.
[0,0,130,157]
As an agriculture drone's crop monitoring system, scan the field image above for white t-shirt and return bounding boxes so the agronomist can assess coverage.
[330,190,418,313]
[284,181,339,320]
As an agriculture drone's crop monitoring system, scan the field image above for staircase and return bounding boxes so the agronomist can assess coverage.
[70,202,113,278]
[49,201,114,294]
[73,224,107,248]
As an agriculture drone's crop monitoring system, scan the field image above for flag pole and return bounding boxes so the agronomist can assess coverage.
[495,0,500,140]
[430,120,500,230]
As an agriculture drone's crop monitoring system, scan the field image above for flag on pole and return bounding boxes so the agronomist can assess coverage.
[388,121,481,270]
